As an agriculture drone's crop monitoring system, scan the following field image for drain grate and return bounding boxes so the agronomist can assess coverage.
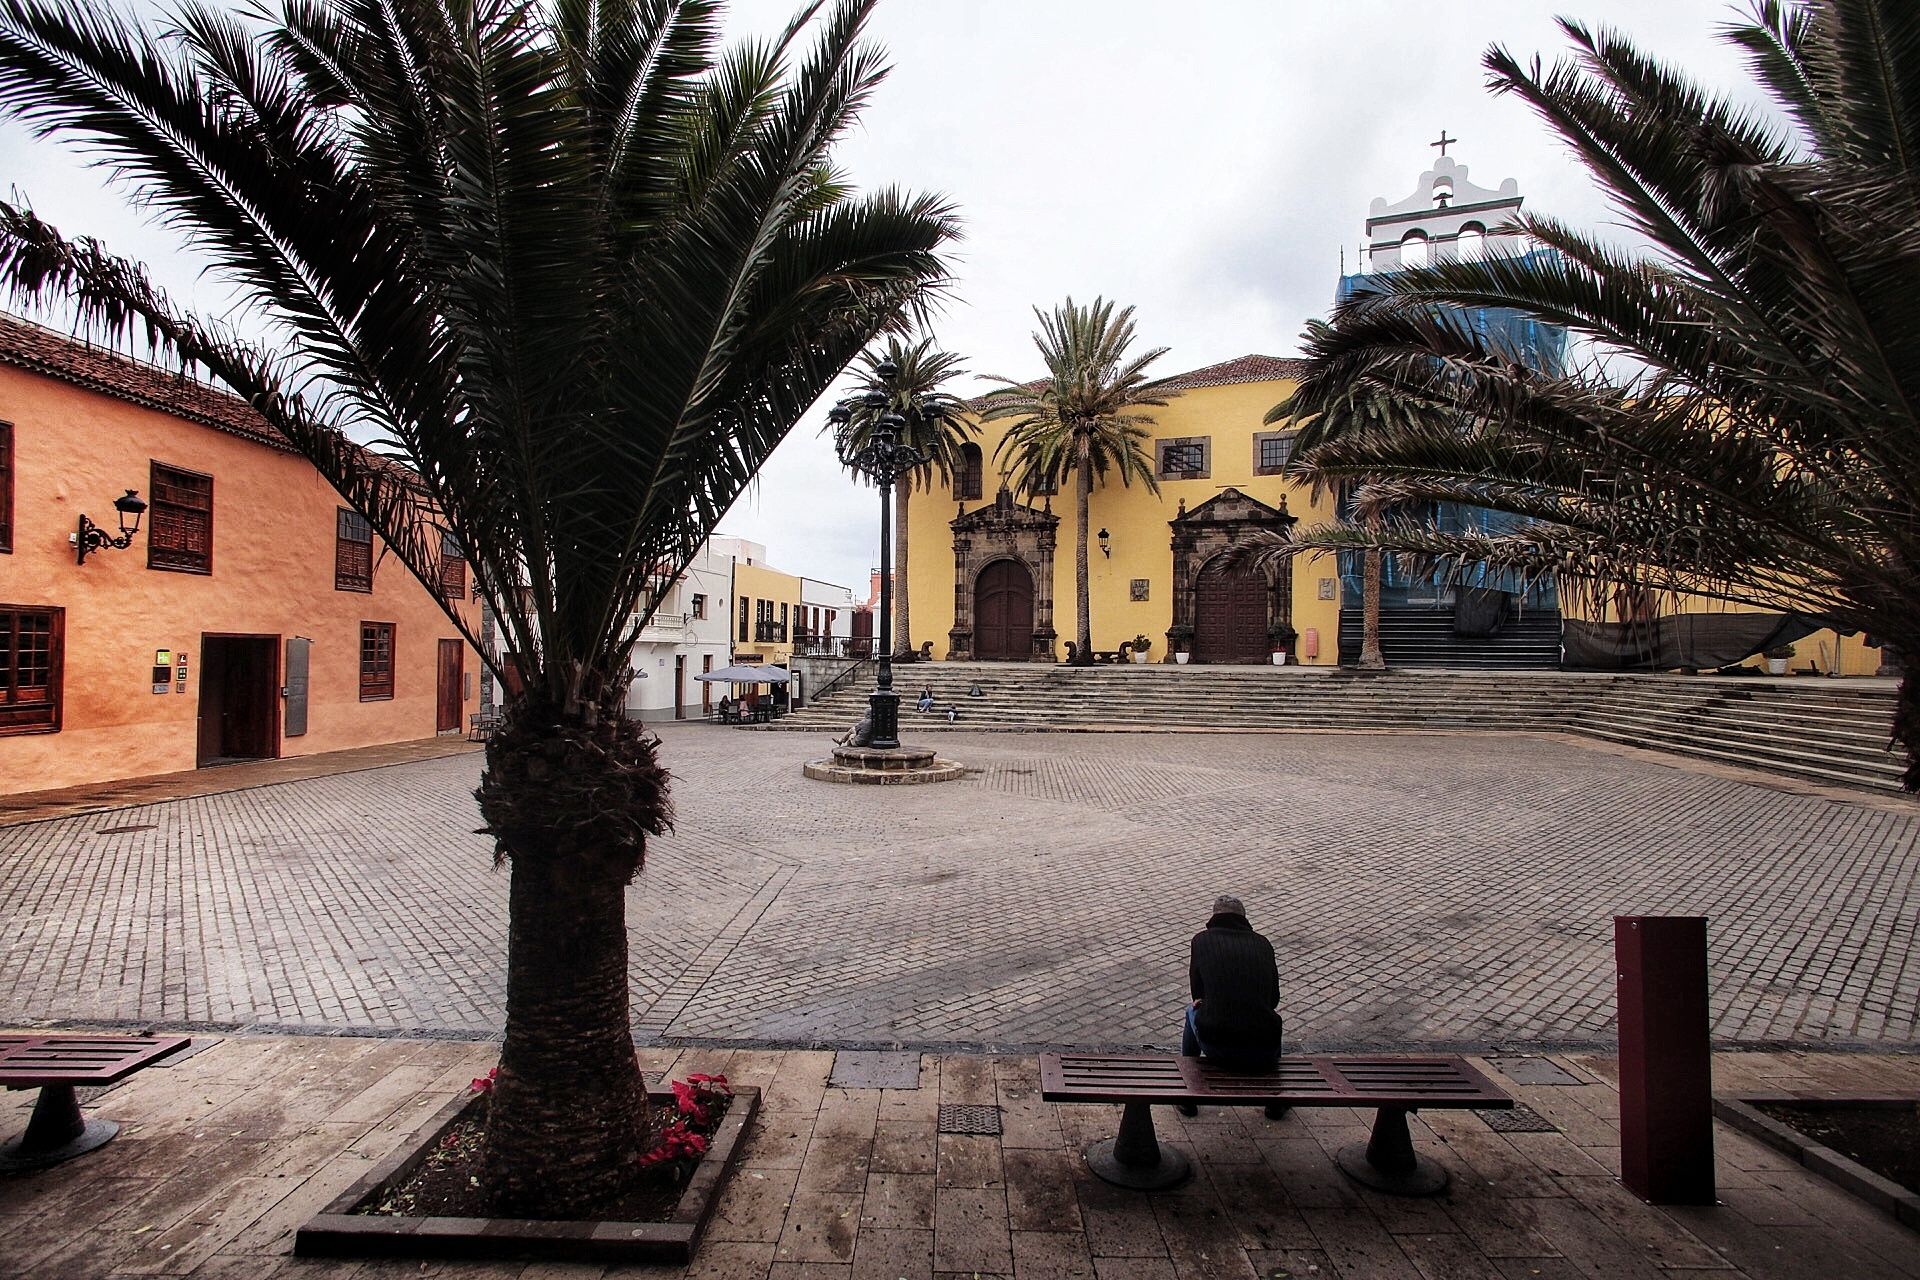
[1478,1104,1558,1133]
[94,823,158,835]
[937,1104,1002,1135]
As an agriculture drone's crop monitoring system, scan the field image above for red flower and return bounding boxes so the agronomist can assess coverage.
[470,1067,499,1094]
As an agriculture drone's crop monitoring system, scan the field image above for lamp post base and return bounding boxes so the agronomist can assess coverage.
[866,688,902,750]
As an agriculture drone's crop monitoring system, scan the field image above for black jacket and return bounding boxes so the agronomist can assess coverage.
[1189,912,1284,1061]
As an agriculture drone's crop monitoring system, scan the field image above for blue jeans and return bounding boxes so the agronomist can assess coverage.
[1182,1005,1279,1072]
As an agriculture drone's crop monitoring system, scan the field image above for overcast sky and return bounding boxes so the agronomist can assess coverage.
[0,0,1757,591]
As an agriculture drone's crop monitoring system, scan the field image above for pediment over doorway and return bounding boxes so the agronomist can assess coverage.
[1169,486,1296,531]
[952,484,1059,534]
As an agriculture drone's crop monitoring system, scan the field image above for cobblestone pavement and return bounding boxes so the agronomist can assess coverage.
[1,728,1916,1049]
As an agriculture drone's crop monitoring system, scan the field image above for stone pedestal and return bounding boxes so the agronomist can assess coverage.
[804,743,965,785]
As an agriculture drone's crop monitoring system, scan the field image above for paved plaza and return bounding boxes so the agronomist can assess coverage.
[1,727,1916,1049]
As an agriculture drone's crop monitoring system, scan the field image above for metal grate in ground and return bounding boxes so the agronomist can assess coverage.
[937,1103,1002,1135]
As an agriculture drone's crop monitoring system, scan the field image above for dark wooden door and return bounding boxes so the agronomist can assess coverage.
[1193,556,1269,663]
[198,635,278,764]
[974,559,1035,660]
[436,639,463,733]
[674,655,687,720]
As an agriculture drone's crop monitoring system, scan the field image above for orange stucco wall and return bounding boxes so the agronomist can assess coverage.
[0,361,481,796]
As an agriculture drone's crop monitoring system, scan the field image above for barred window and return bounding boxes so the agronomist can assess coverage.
[336,509,373,592]
[439,531,466,599]
[1157,439,1209,479]
[957,443,984,500]
[148,462,213,573]
[0,605,62,734]
[1254,431,1296,476]
[360,621,395,700]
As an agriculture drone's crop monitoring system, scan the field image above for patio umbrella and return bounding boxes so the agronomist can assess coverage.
[695,665,790,684]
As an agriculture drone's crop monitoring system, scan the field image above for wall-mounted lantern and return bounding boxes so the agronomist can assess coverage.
[1098,527,1112,559]
[76,489,148,565]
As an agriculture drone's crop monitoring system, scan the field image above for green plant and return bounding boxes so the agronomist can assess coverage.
[0,0,955,1213]
[981,298,1172,666]
[1765,645,1797,660]
[1246,0,1920,791]
[1131,633,1152,654]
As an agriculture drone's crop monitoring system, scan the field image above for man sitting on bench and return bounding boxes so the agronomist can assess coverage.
[1180,894,1287,1119]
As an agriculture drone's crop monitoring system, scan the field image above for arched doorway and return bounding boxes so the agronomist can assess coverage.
[1193,554,1270,664]
[974,559,1035,660]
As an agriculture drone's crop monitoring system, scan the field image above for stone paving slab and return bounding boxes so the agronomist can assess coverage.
[0,727,1916,1049]
[1,1035,1917,1279]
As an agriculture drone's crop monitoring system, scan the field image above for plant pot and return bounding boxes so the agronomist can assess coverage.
[1131,651,1147,664]
[1174,652,1190,665]
[1271,652,1287,666]
[1767,658,1790,675]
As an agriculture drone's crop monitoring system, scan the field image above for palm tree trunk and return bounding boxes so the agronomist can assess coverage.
[476,711,658,1216]
[1359,547,1385,670]
[1073,441,1093,666]
[1896,667,1918,793]
[894,482,911,659]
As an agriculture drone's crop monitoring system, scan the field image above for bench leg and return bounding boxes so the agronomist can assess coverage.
[0,1084,120,1174]
[1084,1101,1191,1190]
[1333,1107,1449,1197]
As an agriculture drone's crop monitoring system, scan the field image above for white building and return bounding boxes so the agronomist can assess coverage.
[626,537,739,722]
[796,576,860,656]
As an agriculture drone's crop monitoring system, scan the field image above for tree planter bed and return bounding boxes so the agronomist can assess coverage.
[1714,1093,1920,1229]
[295,1084,759,1263]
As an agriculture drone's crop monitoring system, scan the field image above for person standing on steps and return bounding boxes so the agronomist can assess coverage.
[1179,894,1287,1119]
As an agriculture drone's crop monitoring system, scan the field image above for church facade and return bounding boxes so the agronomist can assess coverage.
[902,356,1345,665]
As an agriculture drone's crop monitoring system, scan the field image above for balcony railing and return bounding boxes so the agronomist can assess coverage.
[753,621,787,643]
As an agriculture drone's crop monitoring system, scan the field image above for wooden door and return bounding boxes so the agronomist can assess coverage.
[674,655,687,720]
[436,639,463,733]
[199,635,278,764]
[1194,556,1269,663]
[974,559,1035,660]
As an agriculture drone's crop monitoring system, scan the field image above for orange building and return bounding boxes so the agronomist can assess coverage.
[0,315,481,796]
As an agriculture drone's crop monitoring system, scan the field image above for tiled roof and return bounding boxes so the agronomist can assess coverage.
[1152,354,1310,391]
[965,353,1306,408]
[0,312,292,451]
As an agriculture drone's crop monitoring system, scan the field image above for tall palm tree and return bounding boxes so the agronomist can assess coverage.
[1264,345,1442,671]
[1258,0,1920,791]
[834,334,973,657]
[981,297,1169,665]
[0,0,956,1211]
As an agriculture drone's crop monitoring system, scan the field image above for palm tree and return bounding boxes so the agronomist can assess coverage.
[834,334,974,658]
[1258,0,1920,791]
[981,298,1170,665]
[0,0,956,1211]
[1264,346,1441,671]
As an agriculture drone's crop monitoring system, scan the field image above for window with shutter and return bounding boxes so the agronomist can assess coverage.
[336,509,373,591]
[0,422,13,554]
[360,621,395,700]
[0,605,63,734]
[439,531,466,599]
[148,462,213,573]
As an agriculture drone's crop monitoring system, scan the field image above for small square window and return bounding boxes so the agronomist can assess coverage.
[1254,431,1297,476]
[1156,437,1210,480]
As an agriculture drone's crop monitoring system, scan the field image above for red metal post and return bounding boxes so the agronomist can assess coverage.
[1615,915,1715,1204]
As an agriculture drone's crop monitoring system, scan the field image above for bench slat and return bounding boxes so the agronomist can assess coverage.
[0,1034,192,1087]
[1041,1052,1511,1110]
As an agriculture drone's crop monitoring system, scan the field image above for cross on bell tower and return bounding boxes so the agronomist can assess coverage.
[1431,130,1456,157]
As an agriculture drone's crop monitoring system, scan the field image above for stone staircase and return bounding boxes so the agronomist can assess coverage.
[1338,605,1564,669]
[772,662,1908,794]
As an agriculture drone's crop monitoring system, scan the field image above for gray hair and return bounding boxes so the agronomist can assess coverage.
[1212,895,1246,918]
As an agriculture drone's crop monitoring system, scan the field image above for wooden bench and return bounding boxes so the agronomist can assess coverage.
[0,1033,192,1172]
[1040,1052,1511,1196]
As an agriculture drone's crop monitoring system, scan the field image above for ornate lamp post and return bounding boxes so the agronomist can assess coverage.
[828,360,926,751]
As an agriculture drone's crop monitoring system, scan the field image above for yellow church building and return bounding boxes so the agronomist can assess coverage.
[904,355,1344,666]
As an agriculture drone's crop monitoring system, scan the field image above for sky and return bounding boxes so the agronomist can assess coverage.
[0,0,1758,591]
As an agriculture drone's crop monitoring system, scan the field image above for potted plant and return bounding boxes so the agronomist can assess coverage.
[1167,625,1193,665]
[1764,643,1795,675]
[1269,624,1298,666]
[1130,634,1152,665]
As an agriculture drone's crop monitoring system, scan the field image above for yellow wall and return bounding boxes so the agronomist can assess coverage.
[0,360,481,795]
[905,375,1346,663]
[730,561,803,665]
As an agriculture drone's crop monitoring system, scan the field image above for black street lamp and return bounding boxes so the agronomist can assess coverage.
[76,489,148,565]
[829,360,926,751]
